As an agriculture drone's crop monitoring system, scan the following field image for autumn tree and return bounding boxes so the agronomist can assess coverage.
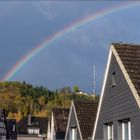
[73,85,79,92]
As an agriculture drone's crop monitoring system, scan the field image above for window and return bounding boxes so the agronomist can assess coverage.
[28,128,40,135]
[122,120,131,140]
[107,123,113,140]
[28,128,34,134]
[13,125,15,132]
[112,72,116,87]
[34,129,39,135]
[71,127,77,140]
[104,123,113,140]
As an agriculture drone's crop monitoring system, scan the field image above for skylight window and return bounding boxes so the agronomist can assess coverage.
[112,72,116,87]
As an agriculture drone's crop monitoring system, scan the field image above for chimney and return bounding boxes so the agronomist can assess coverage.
[28,114,32,125]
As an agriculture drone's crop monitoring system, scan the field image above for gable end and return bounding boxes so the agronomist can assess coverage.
[111,45,140,108]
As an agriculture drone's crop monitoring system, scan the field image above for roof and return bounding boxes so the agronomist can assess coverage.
[17,116,48,134]
[73,100,98,139]
[52,108,69,139]
[0,109,6,121]
[0,109,3,117]
[112,43,140,97]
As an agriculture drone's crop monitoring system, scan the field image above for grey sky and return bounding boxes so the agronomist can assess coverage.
[0,1,140,93]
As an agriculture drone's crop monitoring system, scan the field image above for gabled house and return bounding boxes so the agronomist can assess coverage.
[17,115,48,140]
[0,109,7,140]
[6,119,17,140]
[65,100,98,140]
[93,43,140,140]
[48,108,69,140]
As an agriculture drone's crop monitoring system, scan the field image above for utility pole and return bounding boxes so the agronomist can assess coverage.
[92,65,96,100]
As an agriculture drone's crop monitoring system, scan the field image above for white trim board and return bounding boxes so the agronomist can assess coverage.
[65,103,73,140]
[92,49,112,140]
[73,101,83,140]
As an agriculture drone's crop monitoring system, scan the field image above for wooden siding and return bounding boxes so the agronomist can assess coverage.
[95,53,140,140]
[133,115,140,139]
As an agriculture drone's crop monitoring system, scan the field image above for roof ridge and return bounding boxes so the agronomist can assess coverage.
[112,42,140,46]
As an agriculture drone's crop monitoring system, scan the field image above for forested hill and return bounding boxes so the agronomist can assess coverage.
[0,81,98,121]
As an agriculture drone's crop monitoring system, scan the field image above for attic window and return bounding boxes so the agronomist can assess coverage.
[112,72,116,87]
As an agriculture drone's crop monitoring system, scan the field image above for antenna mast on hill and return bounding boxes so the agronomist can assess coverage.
[92,65,96,96]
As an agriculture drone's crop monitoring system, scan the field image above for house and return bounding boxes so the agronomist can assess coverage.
[75,91,89,96]
[6,119,17,140]
[65,100,98,140]
[93,43,140,140]
[48,108,69,140]
[0,109,7,140]
[17,115,48,140]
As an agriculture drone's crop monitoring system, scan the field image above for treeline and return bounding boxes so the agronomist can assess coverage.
[0,81,99,121]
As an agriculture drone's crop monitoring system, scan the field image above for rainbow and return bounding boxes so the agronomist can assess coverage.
[2,1,140,81]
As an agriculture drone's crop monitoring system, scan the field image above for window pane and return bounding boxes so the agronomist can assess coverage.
[108,124,113,140]
[124,122,129,140]
[13,125,15,132]
[71,128,76,140]
[122,121,131,140]
[112,72,116,87]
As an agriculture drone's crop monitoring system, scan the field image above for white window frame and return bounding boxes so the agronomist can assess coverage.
[71,127,77,140]
[107,123,113,140]
[28,128,40,135]
[28,128,34,134]
[12,125,15,132]
[33,129,40,135]
[122,121,131,140]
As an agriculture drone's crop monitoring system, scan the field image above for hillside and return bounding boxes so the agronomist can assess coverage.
[0,81,98,121]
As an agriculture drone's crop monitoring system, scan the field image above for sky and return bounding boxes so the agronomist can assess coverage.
[1,1,140,94]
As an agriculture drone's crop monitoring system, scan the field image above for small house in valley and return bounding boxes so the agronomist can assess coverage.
[48,108,69,140]
[6,119,17,140]
[93,43,140,140]
[65,100,98,140]
[17,115,48,140]
[0,109,7,140]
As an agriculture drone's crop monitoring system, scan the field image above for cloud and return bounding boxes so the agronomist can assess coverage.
[33,1,58,20]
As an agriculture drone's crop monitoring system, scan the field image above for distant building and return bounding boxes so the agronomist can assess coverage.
[48,108,69,140]
[6,119,17,140]
[75,91,89,96]
[65,100,98,140]
[93,43,140,140]
[0,109,7,140]
[17,115,48,140]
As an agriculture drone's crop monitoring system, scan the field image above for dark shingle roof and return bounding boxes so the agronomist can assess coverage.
[0,109,3,117]
[0,109,6,120]
[18,116,48,134]
[73,100,98,139]
[52,108,69,139]
[112,43,140,96]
